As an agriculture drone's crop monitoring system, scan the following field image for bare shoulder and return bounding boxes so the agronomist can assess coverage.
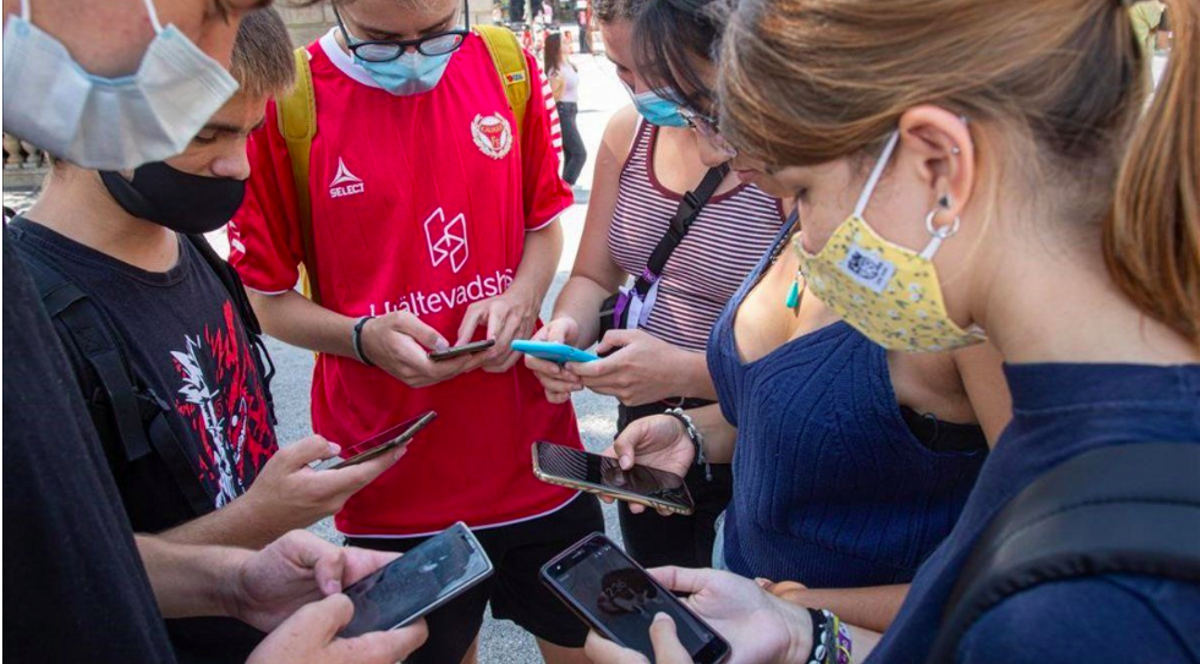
[601,105,641,163]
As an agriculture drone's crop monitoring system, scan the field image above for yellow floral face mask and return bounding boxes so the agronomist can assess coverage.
[792,131,986,353]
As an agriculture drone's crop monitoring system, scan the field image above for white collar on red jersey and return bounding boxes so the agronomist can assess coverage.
[319,28,384,90]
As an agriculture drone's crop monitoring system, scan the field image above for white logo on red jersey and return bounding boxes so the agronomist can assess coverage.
[424,208,469,273]
[329,157,365,198]
[471,113,513,160]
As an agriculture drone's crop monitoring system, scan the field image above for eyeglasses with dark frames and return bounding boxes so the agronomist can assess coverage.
[333,0,471,62]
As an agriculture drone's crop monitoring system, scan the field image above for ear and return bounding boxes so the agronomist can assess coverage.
[896,105,975,229]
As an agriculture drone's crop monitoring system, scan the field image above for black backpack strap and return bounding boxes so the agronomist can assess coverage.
[630,163,730,299]
[23,247,215,516]
[928,442,1200,663]
[185,234,277,425]
[23,252,154,463]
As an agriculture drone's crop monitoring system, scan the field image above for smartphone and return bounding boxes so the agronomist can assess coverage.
[312,411,437,471]
[541,533,730,664]
[428,339,495,361]
[512,340,600,364]
[532,441,694,515]
[340,522,494,638]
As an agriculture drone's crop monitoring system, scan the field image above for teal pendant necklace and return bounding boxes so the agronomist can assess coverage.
[785,272,802,309]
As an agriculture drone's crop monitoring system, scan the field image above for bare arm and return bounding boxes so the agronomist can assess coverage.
[249,289,359,358]
[550,105,640,348]
[766,581,910,634]
[136,534,249,620]
[158,437,407,549]
[688,403,737,463]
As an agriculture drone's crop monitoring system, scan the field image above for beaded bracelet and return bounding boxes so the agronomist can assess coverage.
[663,407,711,481]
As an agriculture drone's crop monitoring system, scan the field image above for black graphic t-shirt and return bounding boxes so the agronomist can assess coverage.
[9,217,277,662]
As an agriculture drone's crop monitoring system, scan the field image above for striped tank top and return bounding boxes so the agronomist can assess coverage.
[608,122,784,351]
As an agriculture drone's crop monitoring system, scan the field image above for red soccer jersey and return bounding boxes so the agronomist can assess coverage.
[230,30,579,536]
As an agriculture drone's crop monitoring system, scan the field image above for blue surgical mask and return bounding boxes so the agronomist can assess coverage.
[355,49,454,96]
[626,86,688,127]
[1,0,238,170]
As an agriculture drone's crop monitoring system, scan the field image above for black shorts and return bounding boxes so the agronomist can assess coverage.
[345,493,604,664]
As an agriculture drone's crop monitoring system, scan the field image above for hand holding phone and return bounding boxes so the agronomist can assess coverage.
[312,411,437,471]
[532,442,695,515]
[541,534,730,663]
[340,523,494,638]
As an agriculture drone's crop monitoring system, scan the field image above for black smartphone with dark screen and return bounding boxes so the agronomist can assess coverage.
[532,441,694,515]
[340,522,493,637]
[541,533,730,663]
[428,339,495,361]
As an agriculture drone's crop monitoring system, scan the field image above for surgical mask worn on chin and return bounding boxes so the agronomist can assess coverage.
[356,50,454,96]
[100,162,246,235]
[624,84,688,128]
[792,131,986,353]
[2,0,238,171]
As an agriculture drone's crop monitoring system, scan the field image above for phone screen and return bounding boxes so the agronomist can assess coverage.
[535,442,694,512]
[340,522,493,638]
[543,535,729,663]
[313,411,437,471]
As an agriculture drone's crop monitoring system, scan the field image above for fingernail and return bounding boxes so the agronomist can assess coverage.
[323,579,341,595]
[755,578,771,588]
[327,442,341,455]
[435,338,450,351]
[620,455,632,469]
[653,613,673,625]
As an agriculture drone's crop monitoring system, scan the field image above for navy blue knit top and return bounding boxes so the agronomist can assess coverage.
[707,221,987,587]
[872,362,1200,663]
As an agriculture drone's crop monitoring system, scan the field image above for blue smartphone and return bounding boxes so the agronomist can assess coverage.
[512,340,600,364]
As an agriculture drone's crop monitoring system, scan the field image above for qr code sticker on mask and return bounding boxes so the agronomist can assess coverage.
[839,244,896,293]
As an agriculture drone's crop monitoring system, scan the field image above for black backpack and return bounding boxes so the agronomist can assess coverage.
[928,442,1200,663]
[18,232,276,517]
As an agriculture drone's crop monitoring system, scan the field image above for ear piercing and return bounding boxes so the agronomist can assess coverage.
[951,146,961,155]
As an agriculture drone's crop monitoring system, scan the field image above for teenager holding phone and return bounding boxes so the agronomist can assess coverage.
[524,0,786,571]
[591,0,1200,660]
[230,0,603,661]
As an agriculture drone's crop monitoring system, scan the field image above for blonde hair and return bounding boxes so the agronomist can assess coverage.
[720,0,1199,345]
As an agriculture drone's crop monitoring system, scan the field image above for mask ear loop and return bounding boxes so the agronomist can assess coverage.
[919,208,961,260]
[141,0,163,34]
[852,130,901,218]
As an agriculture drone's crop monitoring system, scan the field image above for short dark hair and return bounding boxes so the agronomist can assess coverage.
[633,0,727,112]
[230,7,296,98]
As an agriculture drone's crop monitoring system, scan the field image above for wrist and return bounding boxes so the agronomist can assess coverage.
[664,408,704,472]
[352,315,376,366]
[783,604,817,664]
[215,546,256,621]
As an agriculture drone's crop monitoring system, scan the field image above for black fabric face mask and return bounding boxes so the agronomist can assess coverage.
[99,161,246,234]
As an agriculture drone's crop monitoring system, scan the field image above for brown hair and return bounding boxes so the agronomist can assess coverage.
[543,31,564,75]
[720,0,1199,345]
[230,7,296,98]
